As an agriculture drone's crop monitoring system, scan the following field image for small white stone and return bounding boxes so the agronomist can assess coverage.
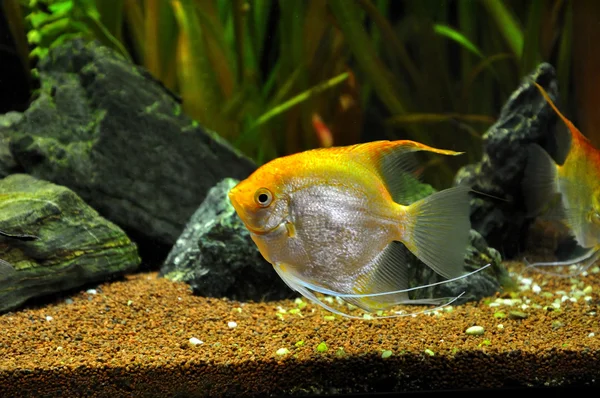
[45,316,53,322]
[520,277,533,286]
[86,289,97,295]
[497,324,504,330]
[228,321,238,328]
[276,348,290,356]
[532,284,541,294]
[189,337,203,346]
[588,333,595,338]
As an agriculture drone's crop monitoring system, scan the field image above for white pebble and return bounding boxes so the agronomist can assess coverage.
[588,333,595,338]
[86,289,97,295]
[532,284,541,294]
[228,321,238,328]
[520,277,533,286]
[276,348,290,356]
[465,326,485,335]
[497,324,504,330]
[45,316,53,322]
[189,337,203,346]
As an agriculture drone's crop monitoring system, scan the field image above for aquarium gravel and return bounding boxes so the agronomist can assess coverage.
[0,262,599,397]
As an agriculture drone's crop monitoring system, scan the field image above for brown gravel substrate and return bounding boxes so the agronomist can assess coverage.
[1,260,599,397]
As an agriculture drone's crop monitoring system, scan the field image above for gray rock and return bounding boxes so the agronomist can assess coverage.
[160,178,292,301]
[2,39,256,252]
[454,63,560,258]
[0,174,140,313]
[164,177,510,305]
[0,112,23,178]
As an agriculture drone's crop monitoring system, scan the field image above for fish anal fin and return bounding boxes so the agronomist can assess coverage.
[348,241,411,312]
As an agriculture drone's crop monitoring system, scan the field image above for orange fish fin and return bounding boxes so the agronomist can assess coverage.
[533,81,588,145]
[347,140,464,204]
[402,185,471,279]
[522,144,559,217]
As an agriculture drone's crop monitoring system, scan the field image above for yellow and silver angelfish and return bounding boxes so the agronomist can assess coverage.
[229,140,489,318]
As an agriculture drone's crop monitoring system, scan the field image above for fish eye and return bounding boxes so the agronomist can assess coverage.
[254,188,273,207]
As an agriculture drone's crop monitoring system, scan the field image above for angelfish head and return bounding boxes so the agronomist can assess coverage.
[228,168,289,236]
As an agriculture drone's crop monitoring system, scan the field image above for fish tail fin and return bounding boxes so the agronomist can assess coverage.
[402,185,471,279]
[522,144,559,217]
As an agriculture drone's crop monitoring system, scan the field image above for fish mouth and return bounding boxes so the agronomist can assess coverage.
[244,221,283,236]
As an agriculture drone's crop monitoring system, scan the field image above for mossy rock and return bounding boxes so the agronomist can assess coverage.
[0,174,140,313]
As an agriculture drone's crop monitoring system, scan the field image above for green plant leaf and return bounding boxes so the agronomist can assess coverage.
[385,113,496,126]
[481,0,523,58]
[328,0,406,116]
[433,24,484,59]
[253,72,349,129]
[557,0,572,104]
[520,0,543,76]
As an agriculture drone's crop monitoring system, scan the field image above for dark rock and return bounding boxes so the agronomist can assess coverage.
[0,174,140,313]
[2,39,256,255]
[0,112,23,178]
[160,178,293,302]
[164,177,510,305]
[454,63,560,259]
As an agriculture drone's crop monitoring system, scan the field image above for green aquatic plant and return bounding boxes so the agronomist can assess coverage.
[327,0,573,186]
[2,0,577,186]
[4,0,355,165]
